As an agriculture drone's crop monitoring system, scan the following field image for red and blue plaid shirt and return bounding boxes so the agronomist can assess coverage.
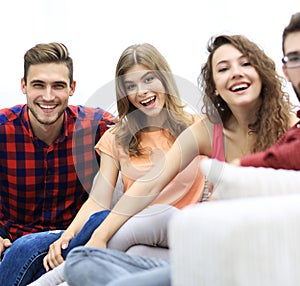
[0,104,114,241]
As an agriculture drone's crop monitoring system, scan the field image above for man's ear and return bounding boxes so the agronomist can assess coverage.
[21,78,27,94]
[282,64,291,81]
[69,80,76,97]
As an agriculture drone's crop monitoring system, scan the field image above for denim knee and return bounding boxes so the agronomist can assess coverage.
[0,230,63,286]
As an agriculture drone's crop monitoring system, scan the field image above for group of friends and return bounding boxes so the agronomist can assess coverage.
[0,11,299,286]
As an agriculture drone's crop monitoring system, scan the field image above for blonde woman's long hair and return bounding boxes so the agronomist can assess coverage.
[114,43,193,156]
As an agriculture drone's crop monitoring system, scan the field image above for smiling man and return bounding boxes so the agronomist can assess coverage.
[0,42,114,285]
[282,13,300,102]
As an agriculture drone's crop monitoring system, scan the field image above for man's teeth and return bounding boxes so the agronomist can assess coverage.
[40,105,56,109]
[140,96,155,105]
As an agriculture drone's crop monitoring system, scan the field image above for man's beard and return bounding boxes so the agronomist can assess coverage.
[28,106,66,126]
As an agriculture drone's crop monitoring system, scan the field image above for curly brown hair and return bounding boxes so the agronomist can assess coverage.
[198,34,292,153]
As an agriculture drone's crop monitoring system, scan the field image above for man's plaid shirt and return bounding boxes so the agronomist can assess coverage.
[0,104,114,241]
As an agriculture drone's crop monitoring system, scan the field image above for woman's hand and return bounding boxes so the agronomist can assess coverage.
[43,231,74,271]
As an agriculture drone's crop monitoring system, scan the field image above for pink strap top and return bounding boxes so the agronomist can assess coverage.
[211,123,226,162]
[201,123,225,202]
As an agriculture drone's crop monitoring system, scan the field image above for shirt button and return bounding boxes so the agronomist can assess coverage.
[297,123,300,128]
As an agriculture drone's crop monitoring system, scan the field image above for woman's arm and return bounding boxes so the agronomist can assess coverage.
[86,119,210,247]
[43,152,119,270]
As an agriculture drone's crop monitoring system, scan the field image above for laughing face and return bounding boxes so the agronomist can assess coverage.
[21,62,75,129]
[123,64,166,118]
[212,44,262,110]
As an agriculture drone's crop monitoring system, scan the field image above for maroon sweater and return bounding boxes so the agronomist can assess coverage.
[241,110,300,170]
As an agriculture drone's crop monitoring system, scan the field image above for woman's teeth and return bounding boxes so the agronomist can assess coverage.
[231,83,249,92]
[140,96,156,106]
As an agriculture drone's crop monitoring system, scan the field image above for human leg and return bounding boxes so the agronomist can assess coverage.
[106,265,171,286]
[27,207,174,285]
[64,205,177,256]
[0,210,110,286]
[108,204,180,251]
[64,246,169,286]
[27,210,111,285]
[126,245,170,259]
[0,230,63,286]
[61,210,110,258]
[27,262,66,286]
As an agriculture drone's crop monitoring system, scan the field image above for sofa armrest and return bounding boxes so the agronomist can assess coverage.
[169,195,300,286]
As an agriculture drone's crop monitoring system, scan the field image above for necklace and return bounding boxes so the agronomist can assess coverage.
[224,129,254,161]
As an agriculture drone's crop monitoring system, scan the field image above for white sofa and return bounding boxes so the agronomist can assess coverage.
[169,159,300,286]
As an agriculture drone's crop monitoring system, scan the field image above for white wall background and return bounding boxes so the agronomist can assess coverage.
[0,0,299,111]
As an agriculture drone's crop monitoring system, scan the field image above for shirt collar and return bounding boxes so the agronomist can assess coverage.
[21,104,74,142]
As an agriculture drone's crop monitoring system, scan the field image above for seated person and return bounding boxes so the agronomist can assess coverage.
[32,30,299,285]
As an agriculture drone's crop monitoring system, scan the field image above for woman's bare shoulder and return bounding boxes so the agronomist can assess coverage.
[190,113,207,123]
[186,114,213,156]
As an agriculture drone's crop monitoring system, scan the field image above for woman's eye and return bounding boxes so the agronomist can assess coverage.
[218,67,228,72]
[145,76,154,83]
[242,61,251,67]
[126,84,136,91]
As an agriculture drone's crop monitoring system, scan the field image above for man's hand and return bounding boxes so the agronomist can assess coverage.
[43,231,74,271]
[0,236,12,258]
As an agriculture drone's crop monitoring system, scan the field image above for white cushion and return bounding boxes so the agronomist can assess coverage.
[169,195,300,286]
[200,158,300,200]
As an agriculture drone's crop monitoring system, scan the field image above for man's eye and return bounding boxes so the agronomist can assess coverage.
[282,53,300,68]
[33,83,44,88]
[289,55,300,62]
[53,84,65,89]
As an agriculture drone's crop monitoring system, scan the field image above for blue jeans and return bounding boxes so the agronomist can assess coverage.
[64,246,170,286]
[0,210,110,286]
